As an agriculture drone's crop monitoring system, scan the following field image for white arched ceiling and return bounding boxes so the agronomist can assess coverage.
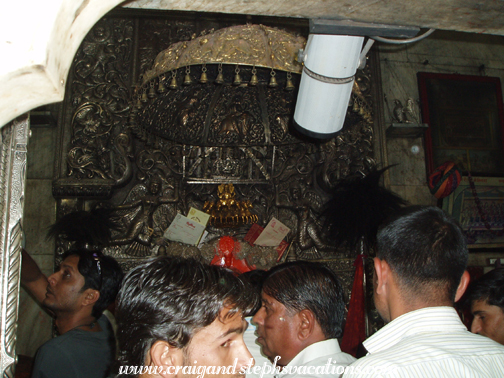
[0,0,123,127]
[1,0,503,128]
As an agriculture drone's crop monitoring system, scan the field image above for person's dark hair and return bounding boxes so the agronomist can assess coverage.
[240,269,268,314]
[466,268,504,311]
[377,206,467,302]
[62,249,123,319]
[262,261,345,339]
[115,257,257,377]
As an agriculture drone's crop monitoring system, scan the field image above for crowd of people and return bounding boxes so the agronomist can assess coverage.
[21,206,504,378]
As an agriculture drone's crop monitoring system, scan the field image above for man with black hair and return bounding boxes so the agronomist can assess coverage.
[115,256,255,378]
[21,248,123,378]
[344,206,504,377]
[466,268,504,345]
[239,270,274,378]
[252,261,355,378]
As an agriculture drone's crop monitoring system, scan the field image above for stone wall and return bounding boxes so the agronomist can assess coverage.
[378,30,504,270]
[17,116,58,357]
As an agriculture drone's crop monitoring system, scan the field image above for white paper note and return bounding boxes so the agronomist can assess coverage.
[164,213,206,246]
[254,217,290,247]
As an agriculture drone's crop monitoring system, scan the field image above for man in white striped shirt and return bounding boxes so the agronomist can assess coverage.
[343,206,504,377]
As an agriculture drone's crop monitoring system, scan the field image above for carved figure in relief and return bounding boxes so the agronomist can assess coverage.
[110,176,178,256]
[68,102,114,179]
[276,180,332,259]
[274,114,290,136]
[218,101,253,139]
[213,148,242,177]
[176,97,199,128]
[75,25,111,83]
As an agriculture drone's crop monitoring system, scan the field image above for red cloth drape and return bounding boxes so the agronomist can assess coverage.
[340,254,366,357]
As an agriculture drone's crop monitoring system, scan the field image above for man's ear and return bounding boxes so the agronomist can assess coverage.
[455,270,471,303]
[82,289,100,307]
[297,309,315,340]
[150,341,184,378]
[373,257,390,295]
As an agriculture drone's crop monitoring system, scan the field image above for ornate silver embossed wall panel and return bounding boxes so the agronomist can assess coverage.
[53,10,380,286]
[0,115,29,377]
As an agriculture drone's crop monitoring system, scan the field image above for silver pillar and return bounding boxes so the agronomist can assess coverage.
[0,115,29,377]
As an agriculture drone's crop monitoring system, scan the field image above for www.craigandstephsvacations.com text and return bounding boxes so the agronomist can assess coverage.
[118,357,396,377]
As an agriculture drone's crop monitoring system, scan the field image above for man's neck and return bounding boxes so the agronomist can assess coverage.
[388,297,454,322]
[385,277,454,322]
[55,312,98,335]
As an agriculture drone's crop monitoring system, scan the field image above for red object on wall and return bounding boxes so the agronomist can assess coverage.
[211,236,252,274]
[340,254,366,357]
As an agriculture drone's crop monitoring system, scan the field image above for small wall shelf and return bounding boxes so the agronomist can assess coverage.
[386,123,428,138]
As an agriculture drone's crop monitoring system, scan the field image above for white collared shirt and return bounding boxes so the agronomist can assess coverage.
[277,338,356,378]
[343,306,504,377]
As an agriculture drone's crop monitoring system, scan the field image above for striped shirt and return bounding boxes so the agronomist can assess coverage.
[342,306,504,377]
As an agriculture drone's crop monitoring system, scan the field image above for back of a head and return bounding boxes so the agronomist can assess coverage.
[262,261,345,339]
[377,206,468,303]
[62,249,123,319]
[466,268,504,311]
[116,256,257,376]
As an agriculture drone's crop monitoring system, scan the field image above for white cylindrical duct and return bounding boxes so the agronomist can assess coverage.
[294,34,364,139]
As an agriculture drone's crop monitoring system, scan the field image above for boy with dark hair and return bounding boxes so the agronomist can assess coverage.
[466,268,504,345]
[116,256,256,378]
[22,248,123,378]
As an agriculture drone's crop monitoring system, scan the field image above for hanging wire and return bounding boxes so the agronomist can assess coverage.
[371,29,436,44]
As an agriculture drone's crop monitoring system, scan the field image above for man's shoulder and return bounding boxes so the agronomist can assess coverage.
[37,330,78,350]
[32,318,116,378]
[302,339,356,364]
[40,321,112,349]
[282,339,356,378]
[364,328,504,359]
[344,331,504,377]
[306,347,356,367]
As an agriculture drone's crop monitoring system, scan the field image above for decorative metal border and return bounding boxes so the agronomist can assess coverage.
[0,115,29,377]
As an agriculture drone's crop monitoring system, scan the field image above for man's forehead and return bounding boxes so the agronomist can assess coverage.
[61,255,80,269]
[261,291,278,305]
[60,255,86,280]
[192,308,247,340]
[472,299,502,313]
[218,306,245,322]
